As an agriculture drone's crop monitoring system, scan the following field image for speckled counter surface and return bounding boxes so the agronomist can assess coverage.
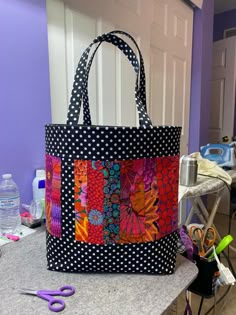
[0,227,198,315]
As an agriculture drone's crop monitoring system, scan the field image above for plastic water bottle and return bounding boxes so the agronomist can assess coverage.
[0,174,21,235]
[32,169,45,202]
[32,169,45,219]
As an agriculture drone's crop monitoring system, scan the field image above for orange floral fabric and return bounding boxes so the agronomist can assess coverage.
[74,160,88,242]
[73,156,179,244]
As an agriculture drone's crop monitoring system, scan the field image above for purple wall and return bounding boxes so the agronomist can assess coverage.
[214,9,236,41]
[189,0,214,153]
[0,0,51,204]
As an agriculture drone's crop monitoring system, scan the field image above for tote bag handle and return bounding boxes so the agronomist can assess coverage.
[66,30,152,128]
[67,31,147,125]
[80,32,147,126]
[73,33,141,126]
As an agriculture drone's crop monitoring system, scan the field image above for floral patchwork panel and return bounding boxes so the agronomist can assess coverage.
[45,154,62,238]
[74,156,179,245]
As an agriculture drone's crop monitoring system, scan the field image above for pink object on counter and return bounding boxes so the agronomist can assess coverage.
[20,212,32,218]
[3,234,20,241]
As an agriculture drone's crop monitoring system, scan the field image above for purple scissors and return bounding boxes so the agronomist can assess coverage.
[19,285,75,312]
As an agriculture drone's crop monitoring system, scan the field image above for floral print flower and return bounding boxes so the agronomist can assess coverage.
[105,161,114,168]
[80,183,87,207]
[111,193,119,204]
[88,209,103,226]
[91,160,104,171]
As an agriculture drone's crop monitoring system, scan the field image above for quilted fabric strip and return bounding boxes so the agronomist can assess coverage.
[45,154,62,238]
[74,160,88,242]
[119,159,145,243]
[102,161,120,244]
[156,156,179,237]
[87,161,104,244]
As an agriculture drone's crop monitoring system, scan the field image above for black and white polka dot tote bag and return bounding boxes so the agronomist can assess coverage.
[45,30,181,274]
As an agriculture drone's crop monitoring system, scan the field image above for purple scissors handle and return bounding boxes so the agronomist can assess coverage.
[37,285,75,312]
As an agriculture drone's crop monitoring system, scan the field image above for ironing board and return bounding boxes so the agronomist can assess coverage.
[179,170,236,252]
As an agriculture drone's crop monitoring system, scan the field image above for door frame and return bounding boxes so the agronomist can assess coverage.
[188,0,214,155]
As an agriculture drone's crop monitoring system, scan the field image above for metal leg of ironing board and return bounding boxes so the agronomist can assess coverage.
[196,194,223,231]
[196,196,222,239]
[185,198,209,226]
[192,198,209,223]
[184,203,196,226]
[182,196,222,242]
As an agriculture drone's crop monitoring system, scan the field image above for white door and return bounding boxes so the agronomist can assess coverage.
[208,37,236,216]
[47,0,193,154]
[209,37,236,143]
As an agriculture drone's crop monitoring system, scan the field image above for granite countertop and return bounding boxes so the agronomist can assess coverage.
[0,227,198,315]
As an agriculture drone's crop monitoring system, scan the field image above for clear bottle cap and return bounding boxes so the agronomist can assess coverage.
[36,169,45,178]
[2,174,12,180]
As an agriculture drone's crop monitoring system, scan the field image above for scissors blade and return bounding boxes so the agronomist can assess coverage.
[191,228,205,256]
[18,288,38,295]
[204,227,216,248]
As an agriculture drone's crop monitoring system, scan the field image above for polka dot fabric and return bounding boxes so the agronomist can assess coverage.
[45,125,181,161]
[46,231,178,274]
[45,30,182,274]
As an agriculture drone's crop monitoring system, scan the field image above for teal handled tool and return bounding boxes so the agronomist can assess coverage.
[208,235,233,260]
